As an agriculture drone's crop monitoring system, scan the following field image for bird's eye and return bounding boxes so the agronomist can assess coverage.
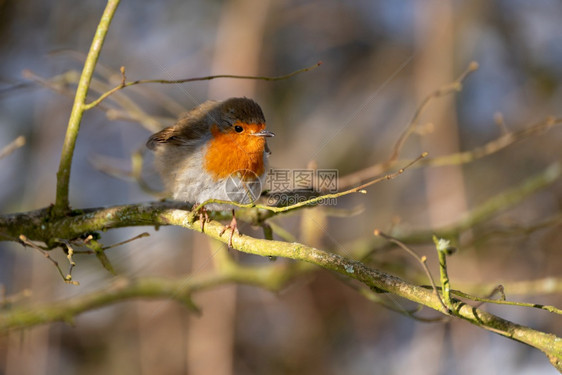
[234,125,244,133]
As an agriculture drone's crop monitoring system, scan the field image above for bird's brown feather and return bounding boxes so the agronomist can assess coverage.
[146,98,266,150]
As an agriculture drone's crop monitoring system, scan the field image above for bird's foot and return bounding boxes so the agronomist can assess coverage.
[192,205,209,232]
[219,210,240,247]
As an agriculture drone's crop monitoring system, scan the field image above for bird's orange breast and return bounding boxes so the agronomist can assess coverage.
[204,124,267,180]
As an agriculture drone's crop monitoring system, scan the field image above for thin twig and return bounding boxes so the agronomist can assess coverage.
[374,230,450,314]
[465,212,562,248]
[83,61,323,110]
[59,240,79,285]
[389,61,479,163]
[424,116,562,167]
[451,289,562,315]
[338,115,562,189]
[102,232,150,250]
[22,69,82,101]
[0,136,26,160]
[23,68,176,132]
[194,152,427,214]
[338,62,479,188]
[472,284,506,308]
[352,161,561,251]
[19,235,78,285]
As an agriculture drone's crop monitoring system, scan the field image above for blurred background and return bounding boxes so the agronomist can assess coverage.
[1,0,562,374]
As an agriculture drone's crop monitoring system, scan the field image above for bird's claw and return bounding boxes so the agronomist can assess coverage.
[219,210,240,247]
[193,205,209,232]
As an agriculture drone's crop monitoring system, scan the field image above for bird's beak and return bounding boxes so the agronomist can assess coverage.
[252,130,275,137]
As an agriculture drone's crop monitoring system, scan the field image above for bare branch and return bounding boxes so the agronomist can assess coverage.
[338,61,478,188]
[82,61,323,110]
[52,0,121,216]
[0,136,26,160]
[1,202,560,365]
[19,235,79,285]
[194,152,428,215]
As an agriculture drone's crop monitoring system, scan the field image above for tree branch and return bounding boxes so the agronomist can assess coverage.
[0,202,560,366]
[0,136,26,160]
[338,61,479,189]
[352,161,561,259]
[0,261,302,331]
[82,62,323,110]
[52,0,121,216]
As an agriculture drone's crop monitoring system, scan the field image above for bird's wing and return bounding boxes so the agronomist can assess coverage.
[146,100,220,150]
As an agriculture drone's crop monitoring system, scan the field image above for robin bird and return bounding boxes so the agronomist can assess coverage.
[146,97,274,245]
